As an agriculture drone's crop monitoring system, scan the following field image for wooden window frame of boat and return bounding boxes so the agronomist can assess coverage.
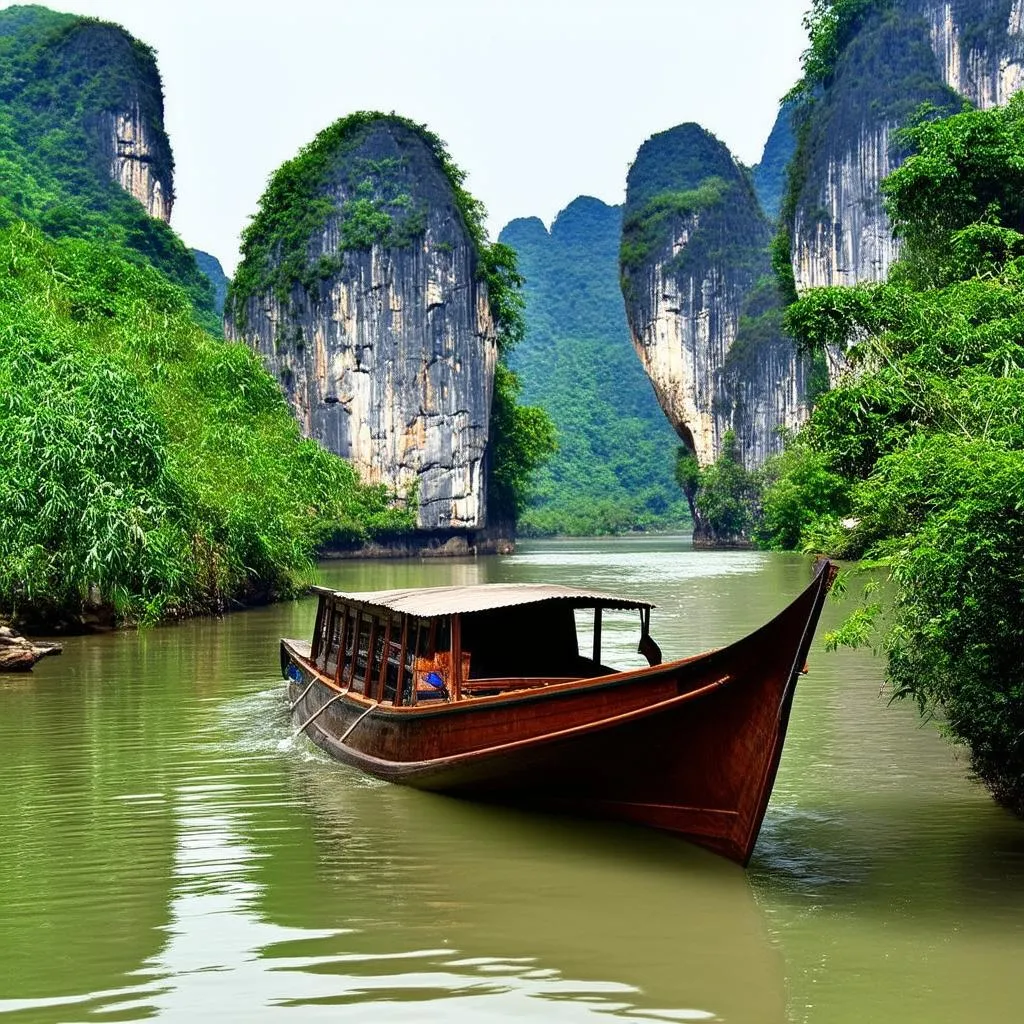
[362,616,379,695]
[401,619,416,705]
[377,612,403,705]
[374,615,392,703]
[311,596,327,667]
[395,615,409,706]
[333,602,349,687]
[311,598,638,705]
[451,613,463,701]
[340,607,358,688]
[350,610,370,695]
[323,603,345,679]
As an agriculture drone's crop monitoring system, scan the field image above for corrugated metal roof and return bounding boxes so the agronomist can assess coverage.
[308,583,654,617]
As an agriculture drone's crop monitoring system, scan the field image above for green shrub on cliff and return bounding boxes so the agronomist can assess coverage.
[675,432,759,545]
[762,96,1024,813]
[0,226,410,624]
[487,364,558,521]
[619,178,728,273]
[786,0,886,102]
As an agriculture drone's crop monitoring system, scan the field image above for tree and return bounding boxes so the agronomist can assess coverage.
[761,96,1024,812]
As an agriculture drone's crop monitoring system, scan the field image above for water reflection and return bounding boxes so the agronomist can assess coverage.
[257,754,784,1022]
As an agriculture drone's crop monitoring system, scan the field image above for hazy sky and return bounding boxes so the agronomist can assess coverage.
[15,0,811,273]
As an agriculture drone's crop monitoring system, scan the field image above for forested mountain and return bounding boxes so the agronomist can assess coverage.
[752,102,796,221]
[499,197,689,536]
[0,4,219,332]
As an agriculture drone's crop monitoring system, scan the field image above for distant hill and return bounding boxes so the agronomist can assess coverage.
[499,197,689,535]
[752,102,796,222]
[192,249,228,317]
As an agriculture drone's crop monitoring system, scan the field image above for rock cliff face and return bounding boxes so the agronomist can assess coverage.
[94,104,172,222]
[925,0,1024,105]
[226,115,497,533]
[55,20,175,223]
[620,124,809,468]
[788,0,1024,295]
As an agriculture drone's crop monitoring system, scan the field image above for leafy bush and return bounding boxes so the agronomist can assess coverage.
[680,432,759,544]
[756,441,851,551]
[487,364,557,522]
[879,436,1024,813]
[0,226,411,624]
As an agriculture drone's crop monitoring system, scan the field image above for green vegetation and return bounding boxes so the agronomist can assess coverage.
[759,95,1024,813]
[487,363,558,522]
[192,249,228,317]
[227,115,436,313]
[785,0,888,103]
[0,6,218,333]
[619,178,728,272]
[621,124,772,298]
[676,432,759,545]
[752,103,797,221]
[0,226,411,625]
[500,200,690,536]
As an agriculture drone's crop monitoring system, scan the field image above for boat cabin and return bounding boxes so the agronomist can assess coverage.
[307,584,660,705]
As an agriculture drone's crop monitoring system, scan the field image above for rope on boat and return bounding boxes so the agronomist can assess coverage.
[288,677,318,712]
[293,692,345,739]
[337,702,376,745]
[292,693,376,745]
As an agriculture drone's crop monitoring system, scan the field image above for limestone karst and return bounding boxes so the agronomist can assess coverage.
[620,124,809,469]
[226,114,500,536]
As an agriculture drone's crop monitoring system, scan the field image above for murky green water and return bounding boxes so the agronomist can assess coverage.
[2,537,1022,1022]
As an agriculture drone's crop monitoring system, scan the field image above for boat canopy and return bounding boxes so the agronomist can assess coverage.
[308,583,654,618]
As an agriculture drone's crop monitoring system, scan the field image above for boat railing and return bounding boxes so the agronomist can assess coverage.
[461,677,576,696]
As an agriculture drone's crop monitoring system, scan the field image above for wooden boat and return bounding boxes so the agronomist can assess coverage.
[281,560,837,866]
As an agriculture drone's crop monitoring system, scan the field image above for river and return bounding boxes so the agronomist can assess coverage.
[1,537,1022,1022]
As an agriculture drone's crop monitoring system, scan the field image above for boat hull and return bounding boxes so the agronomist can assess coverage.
[283,562,836,865]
